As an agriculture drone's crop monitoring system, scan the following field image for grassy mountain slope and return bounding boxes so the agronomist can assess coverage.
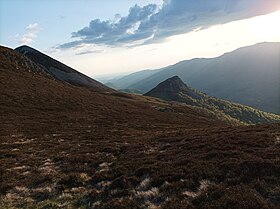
[145,76,280,125]
[1,45,280,208]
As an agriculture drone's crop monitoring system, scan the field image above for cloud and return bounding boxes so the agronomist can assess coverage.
[75,49,105,55]
[60,0,280,49]
[19,23,40,45]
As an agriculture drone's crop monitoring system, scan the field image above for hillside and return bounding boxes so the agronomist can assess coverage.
[145,76,280,125]
[112,42,280,114]
[0,45,49,76]
[15,45,112,92]
[1,45,280,209]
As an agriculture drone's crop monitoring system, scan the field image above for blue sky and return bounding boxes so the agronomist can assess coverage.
[1,0,280,76]
[0,0,161,49]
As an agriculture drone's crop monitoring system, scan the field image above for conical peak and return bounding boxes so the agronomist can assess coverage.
[15,45,39,55]
[158,75,188,92]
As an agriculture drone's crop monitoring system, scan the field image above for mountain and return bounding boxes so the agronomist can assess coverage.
[0,45,49,76]
[15,45,111,92]
[105,68,162,89]
[145,76,280,125]
[0,46,227,137]
[114,42,280,114]
[1,45,280,209]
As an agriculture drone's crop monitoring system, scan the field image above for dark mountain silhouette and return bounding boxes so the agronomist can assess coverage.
[0,45,49,76]
[111,42,280,114]
[15,45,112,92]
[145,76,280,124]
[145,76,202,100]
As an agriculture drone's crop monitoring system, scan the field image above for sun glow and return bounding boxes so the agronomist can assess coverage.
[249,10,280,39]
[54,10,280,76]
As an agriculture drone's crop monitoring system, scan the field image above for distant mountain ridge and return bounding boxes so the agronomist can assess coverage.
[15,45,112,92]
[111,42,280,114]
[105,69,162,89]
[145,76,280,125]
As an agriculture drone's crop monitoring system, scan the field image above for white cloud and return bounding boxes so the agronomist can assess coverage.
[18,23,39,45]
[60,0,280,49]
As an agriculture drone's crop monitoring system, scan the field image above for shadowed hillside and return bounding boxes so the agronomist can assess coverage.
[15,45,112,92]
[145,76,280,125]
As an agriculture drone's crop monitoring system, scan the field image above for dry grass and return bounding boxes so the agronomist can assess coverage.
[1,51,280,208]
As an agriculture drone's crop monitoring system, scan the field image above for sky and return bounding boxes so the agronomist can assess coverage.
[1,0,280,78]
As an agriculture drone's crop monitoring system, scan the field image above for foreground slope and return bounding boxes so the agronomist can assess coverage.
[15,45,112,92]
[115,42,280,114]
[145,76,280,125]
[1,45,280,209]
